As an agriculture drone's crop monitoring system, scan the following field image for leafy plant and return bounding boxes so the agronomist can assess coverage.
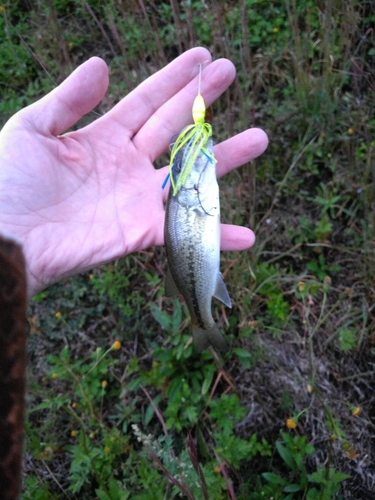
[263,431,349,499]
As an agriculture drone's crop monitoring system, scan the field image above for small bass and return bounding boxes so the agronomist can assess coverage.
[164,137,232,353]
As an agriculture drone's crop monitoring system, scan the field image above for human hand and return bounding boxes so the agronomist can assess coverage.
[0,47,268,299]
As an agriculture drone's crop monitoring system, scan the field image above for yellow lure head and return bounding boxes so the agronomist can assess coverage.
[192,94,206,125]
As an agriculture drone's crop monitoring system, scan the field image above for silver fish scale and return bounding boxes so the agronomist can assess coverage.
[164,138,231,353]
[166,203,217,329]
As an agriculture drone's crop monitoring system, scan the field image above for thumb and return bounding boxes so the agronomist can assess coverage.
[21,57,109,136]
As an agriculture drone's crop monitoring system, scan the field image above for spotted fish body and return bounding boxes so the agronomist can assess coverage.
[164,137,232,352]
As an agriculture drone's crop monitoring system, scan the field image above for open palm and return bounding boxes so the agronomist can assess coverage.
[0,47,268,298]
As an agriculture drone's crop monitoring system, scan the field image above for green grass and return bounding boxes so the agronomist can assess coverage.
[1,0,374,498]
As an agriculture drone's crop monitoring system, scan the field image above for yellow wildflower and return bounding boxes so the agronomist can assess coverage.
[71,430,77,437]
[213,465,221,474]
[51,373,58,379]
[104,446,111,453]
[55,311,62,318]
[297,281,305,292]
[0,6,5,13]
[347,128,354,135]
[351,406,361,417]
[101,380,108,388]
[112,340,121,350]
[273,27,279,33]
[286,418,297,429]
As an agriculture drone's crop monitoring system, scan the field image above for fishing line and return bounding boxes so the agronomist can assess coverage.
[198,62,203,96]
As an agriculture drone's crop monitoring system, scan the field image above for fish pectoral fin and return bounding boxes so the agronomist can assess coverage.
[165,268,179,297]
[192,323,228,353]
[213,273,232,308]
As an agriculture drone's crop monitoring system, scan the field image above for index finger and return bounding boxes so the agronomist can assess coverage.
[18,57,109,136]
[104,47,212,138]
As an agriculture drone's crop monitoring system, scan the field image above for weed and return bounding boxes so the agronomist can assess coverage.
[263,431,350,499]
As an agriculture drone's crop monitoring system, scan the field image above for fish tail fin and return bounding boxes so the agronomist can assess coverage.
[192,324,228,353]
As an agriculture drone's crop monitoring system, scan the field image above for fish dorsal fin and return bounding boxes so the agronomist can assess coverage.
[213,273,232,308]
[165,268,179,297]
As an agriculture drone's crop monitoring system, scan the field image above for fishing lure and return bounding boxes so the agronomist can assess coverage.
[162,63,216,194]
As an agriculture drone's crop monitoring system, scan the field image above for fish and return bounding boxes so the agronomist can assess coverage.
[164,137,232,353]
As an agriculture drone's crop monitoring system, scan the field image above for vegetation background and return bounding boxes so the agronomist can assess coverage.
[1,0,374,498]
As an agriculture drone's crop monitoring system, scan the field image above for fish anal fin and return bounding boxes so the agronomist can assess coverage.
[213,273,232,308]
[192,323,228,353]
[165,268,179,297]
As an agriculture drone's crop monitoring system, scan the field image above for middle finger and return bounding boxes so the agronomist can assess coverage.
[133,58,236,162]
